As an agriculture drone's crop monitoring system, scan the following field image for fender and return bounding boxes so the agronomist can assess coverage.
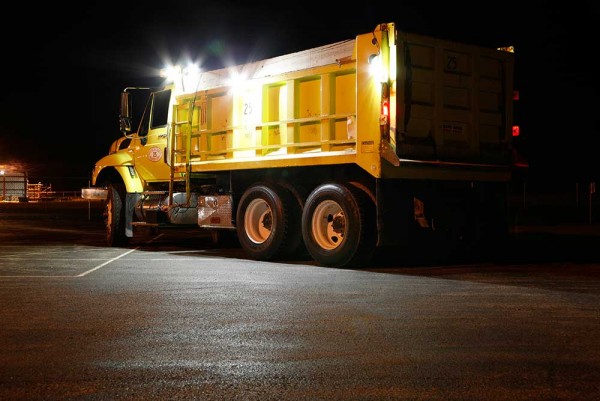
[91,151,144,193]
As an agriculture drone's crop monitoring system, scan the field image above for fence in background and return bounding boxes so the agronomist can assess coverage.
[0,172,27,202]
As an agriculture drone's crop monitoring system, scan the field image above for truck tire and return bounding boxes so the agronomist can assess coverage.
[105,183,129,247]
[302,183,376,268]
[236,183,302,261]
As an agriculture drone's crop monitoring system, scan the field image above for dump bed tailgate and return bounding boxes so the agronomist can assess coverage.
[395,32,515,166]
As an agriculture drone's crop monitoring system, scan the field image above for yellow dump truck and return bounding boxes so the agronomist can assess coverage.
[84,22,520,267]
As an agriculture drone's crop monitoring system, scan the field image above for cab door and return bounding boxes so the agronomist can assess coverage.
[130,89,172,182]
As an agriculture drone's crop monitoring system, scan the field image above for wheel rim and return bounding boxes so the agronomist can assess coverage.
[244,198,272,244]
[311,200,346,250]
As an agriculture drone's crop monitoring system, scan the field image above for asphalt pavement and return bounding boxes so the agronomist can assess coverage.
[1,196,600,400]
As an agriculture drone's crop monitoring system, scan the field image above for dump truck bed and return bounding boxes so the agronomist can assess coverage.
[170,27,514,182]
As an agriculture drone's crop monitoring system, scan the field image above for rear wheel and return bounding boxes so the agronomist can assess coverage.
[104,183,128,247]
[302,183,376,268]
[236,183,302,261]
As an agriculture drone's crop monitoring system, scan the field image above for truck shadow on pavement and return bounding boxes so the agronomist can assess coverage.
[3,200,600,268]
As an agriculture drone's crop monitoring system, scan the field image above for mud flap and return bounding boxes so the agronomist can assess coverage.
[125,193,139,237]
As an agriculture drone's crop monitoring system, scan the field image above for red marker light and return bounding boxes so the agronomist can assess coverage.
[382,100,389,117]
[512,126,520,137]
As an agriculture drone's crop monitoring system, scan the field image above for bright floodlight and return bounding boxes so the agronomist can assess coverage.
[160,65,182,83]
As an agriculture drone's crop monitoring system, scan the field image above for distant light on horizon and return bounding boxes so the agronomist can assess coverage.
[0,161,31,174]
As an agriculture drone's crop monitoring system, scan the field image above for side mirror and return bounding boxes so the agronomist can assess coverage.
[119,91,132,134]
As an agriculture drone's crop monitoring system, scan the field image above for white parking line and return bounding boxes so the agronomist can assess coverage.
[76,248,138,277]
[0,233,168,278]
[77,233,163,277]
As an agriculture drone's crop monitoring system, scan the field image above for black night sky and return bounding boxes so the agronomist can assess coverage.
[0,1,598,190]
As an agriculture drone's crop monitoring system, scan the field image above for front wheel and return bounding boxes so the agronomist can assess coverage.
[104,183,129,247]
[302,183,376,268]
